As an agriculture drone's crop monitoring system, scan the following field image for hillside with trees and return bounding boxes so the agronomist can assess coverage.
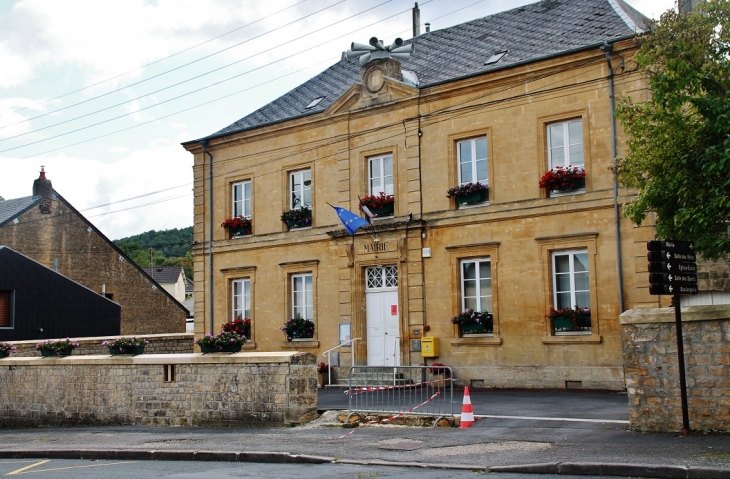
[114,226,193,279]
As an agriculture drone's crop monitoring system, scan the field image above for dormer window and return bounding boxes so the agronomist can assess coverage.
[305,97,324,109]
[485,51,507,65]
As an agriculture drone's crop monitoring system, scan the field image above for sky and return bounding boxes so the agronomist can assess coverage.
[0,0,675,240]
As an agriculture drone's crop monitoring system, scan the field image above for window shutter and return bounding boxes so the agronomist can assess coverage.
[0,292,9,327]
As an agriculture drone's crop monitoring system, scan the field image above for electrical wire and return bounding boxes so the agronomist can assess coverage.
[6,0,310,117]
[0,0,349,131]
[13,1,433,158]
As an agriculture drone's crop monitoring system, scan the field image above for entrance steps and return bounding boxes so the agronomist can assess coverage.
[326,368,415,389]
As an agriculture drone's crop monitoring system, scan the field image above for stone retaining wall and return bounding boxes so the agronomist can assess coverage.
[8,333,193,357]
[620,305,730,432]
[0,352,317,427]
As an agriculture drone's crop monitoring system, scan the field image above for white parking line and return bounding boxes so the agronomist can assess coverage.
[472,414,629,424]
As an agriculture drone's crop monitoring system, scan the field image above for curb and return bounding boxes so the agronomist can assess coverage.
[0,450,728,478]
[489,462,730,479]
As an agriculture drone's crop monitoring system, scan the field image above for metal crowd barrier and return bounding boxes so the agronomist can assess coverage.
[347,366,454,418]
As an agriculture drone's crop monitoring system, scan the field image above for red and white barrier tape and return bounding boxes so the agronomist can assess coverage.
[345,377,454,396]
[337,391,441,439]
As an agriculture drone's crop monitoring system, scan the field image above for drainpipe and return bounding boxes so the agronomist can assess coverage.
[200,140,215,334]
[600,42,625,313]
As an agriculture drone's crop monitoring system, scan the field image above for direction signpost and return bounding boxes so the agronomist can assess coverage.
[647,239,698,436]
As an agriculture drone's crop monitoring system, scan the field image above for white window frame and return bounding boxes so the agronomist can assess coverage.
[368,154,394,196]
[291,273,313,321]
[547,119,584,170]
[457,137,488,186]
[232,278,251,320]
[460,258,492,313]
[551,249,590,310]
[365,265,398,291]
[232,180,251,218]
[289,169,311,210]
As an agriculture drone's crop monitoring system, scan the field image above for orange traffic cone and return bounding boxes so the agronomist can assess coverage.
[459,386,475,428]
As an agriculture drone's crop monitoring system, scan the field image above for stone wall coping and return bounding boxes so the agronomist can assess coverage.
[0,351,308,366]
[619,305,730,325]
[7,333,194,346]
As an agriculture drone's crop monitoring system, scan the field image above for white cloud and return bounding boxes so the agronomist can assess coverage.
[108,146,129,153]
[0,43,33,89]
[0,144,193,239]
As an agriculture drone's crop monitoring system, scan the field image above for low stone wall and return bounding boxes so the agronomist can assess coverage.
[0,352,317,427]
[620,305,730,432]
[8,333,194,357]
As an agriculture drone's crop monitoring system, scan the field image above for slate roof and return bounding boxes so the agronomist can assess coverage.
[0,192,188,316]
[0,196,38,226]
[194,0,649,142]
[144,266,185,285]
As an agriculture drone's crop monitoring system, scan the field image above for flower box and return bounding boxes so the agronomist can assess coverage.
[36,339,79,357]
[539,166,586,194]
[108,345,145,355]
[282,317,315,341]
[0,342,16,358]
[221,216,252,237]
[451,309,493,334]
[200,343,242,353]
[550,177,586,196]
[40,347,73,357]
[359,193,395,217]
[460,323,493,334]
[368,204,394,216]
[548,307,591,332]
[455,191,489,205]
[447,182,489,206]
[229,227,251,238]
[281,206,312,229]
[195,331,248,352]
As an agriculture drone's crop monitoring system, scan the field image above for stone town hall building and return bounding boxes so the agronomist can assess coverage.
[183,0,658,390]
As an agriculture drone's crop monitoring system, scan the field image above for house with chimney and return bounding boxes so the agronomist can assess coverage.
[0,171,187,335]
[182,0,670,390]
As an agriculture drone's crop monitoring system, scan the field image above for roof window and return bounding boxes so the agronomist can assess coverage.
[305,97,324,109]
[485,51,507,65]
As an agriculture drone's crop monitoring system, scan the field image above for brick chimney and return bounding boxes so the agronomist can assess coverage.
[32,166,54,214]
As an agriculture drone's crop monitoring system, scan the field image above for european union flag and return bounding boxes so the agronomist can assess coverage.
[331,205,369,235]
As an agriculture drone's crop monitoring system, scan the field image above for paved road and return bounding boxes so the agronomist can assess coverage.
[0,390,727,479]
[0,458,633,478]
[318,388,630,421]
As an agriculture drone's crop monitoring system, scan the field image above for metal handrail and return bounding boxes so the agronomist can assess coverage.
[323,337,361,386]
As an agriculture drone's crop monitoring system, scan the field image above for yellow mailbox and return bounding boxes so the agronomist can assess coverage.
[420,336,439,358]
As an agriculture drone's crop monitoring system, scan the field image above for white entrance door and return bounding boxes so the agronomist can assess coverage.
[365,266,400,366]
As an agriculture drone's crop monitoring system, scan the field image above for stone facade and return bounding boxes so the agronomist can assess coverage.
[0,195,186,335]
[8,333,194,357]
[183,37,655,391]
[0,352,317,427]
[620,305,730,432]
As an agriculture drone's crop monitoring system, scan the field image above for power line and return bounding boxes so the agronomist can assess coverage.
[15,1,431,158]
[1,0,402,147]
[6,0,310,117]
[0,0,347,132]
[18,56,339,159]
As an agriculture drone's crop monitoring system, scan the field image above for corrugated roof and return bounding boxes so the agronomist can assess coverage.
[0,196,38,226]
[195,0,648,142]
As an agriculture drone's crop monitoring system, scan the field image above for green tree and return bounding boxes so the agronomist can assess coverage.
[0,195,4,201]
[616,1,730,259]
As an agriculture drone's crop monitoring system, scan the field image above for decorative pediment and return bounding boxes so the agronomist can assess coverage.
[325,85,361,116]
[356,75,418,108]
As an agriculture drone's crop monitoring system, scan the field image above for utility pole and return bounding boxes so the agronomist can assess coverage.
[149,248,153,279]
